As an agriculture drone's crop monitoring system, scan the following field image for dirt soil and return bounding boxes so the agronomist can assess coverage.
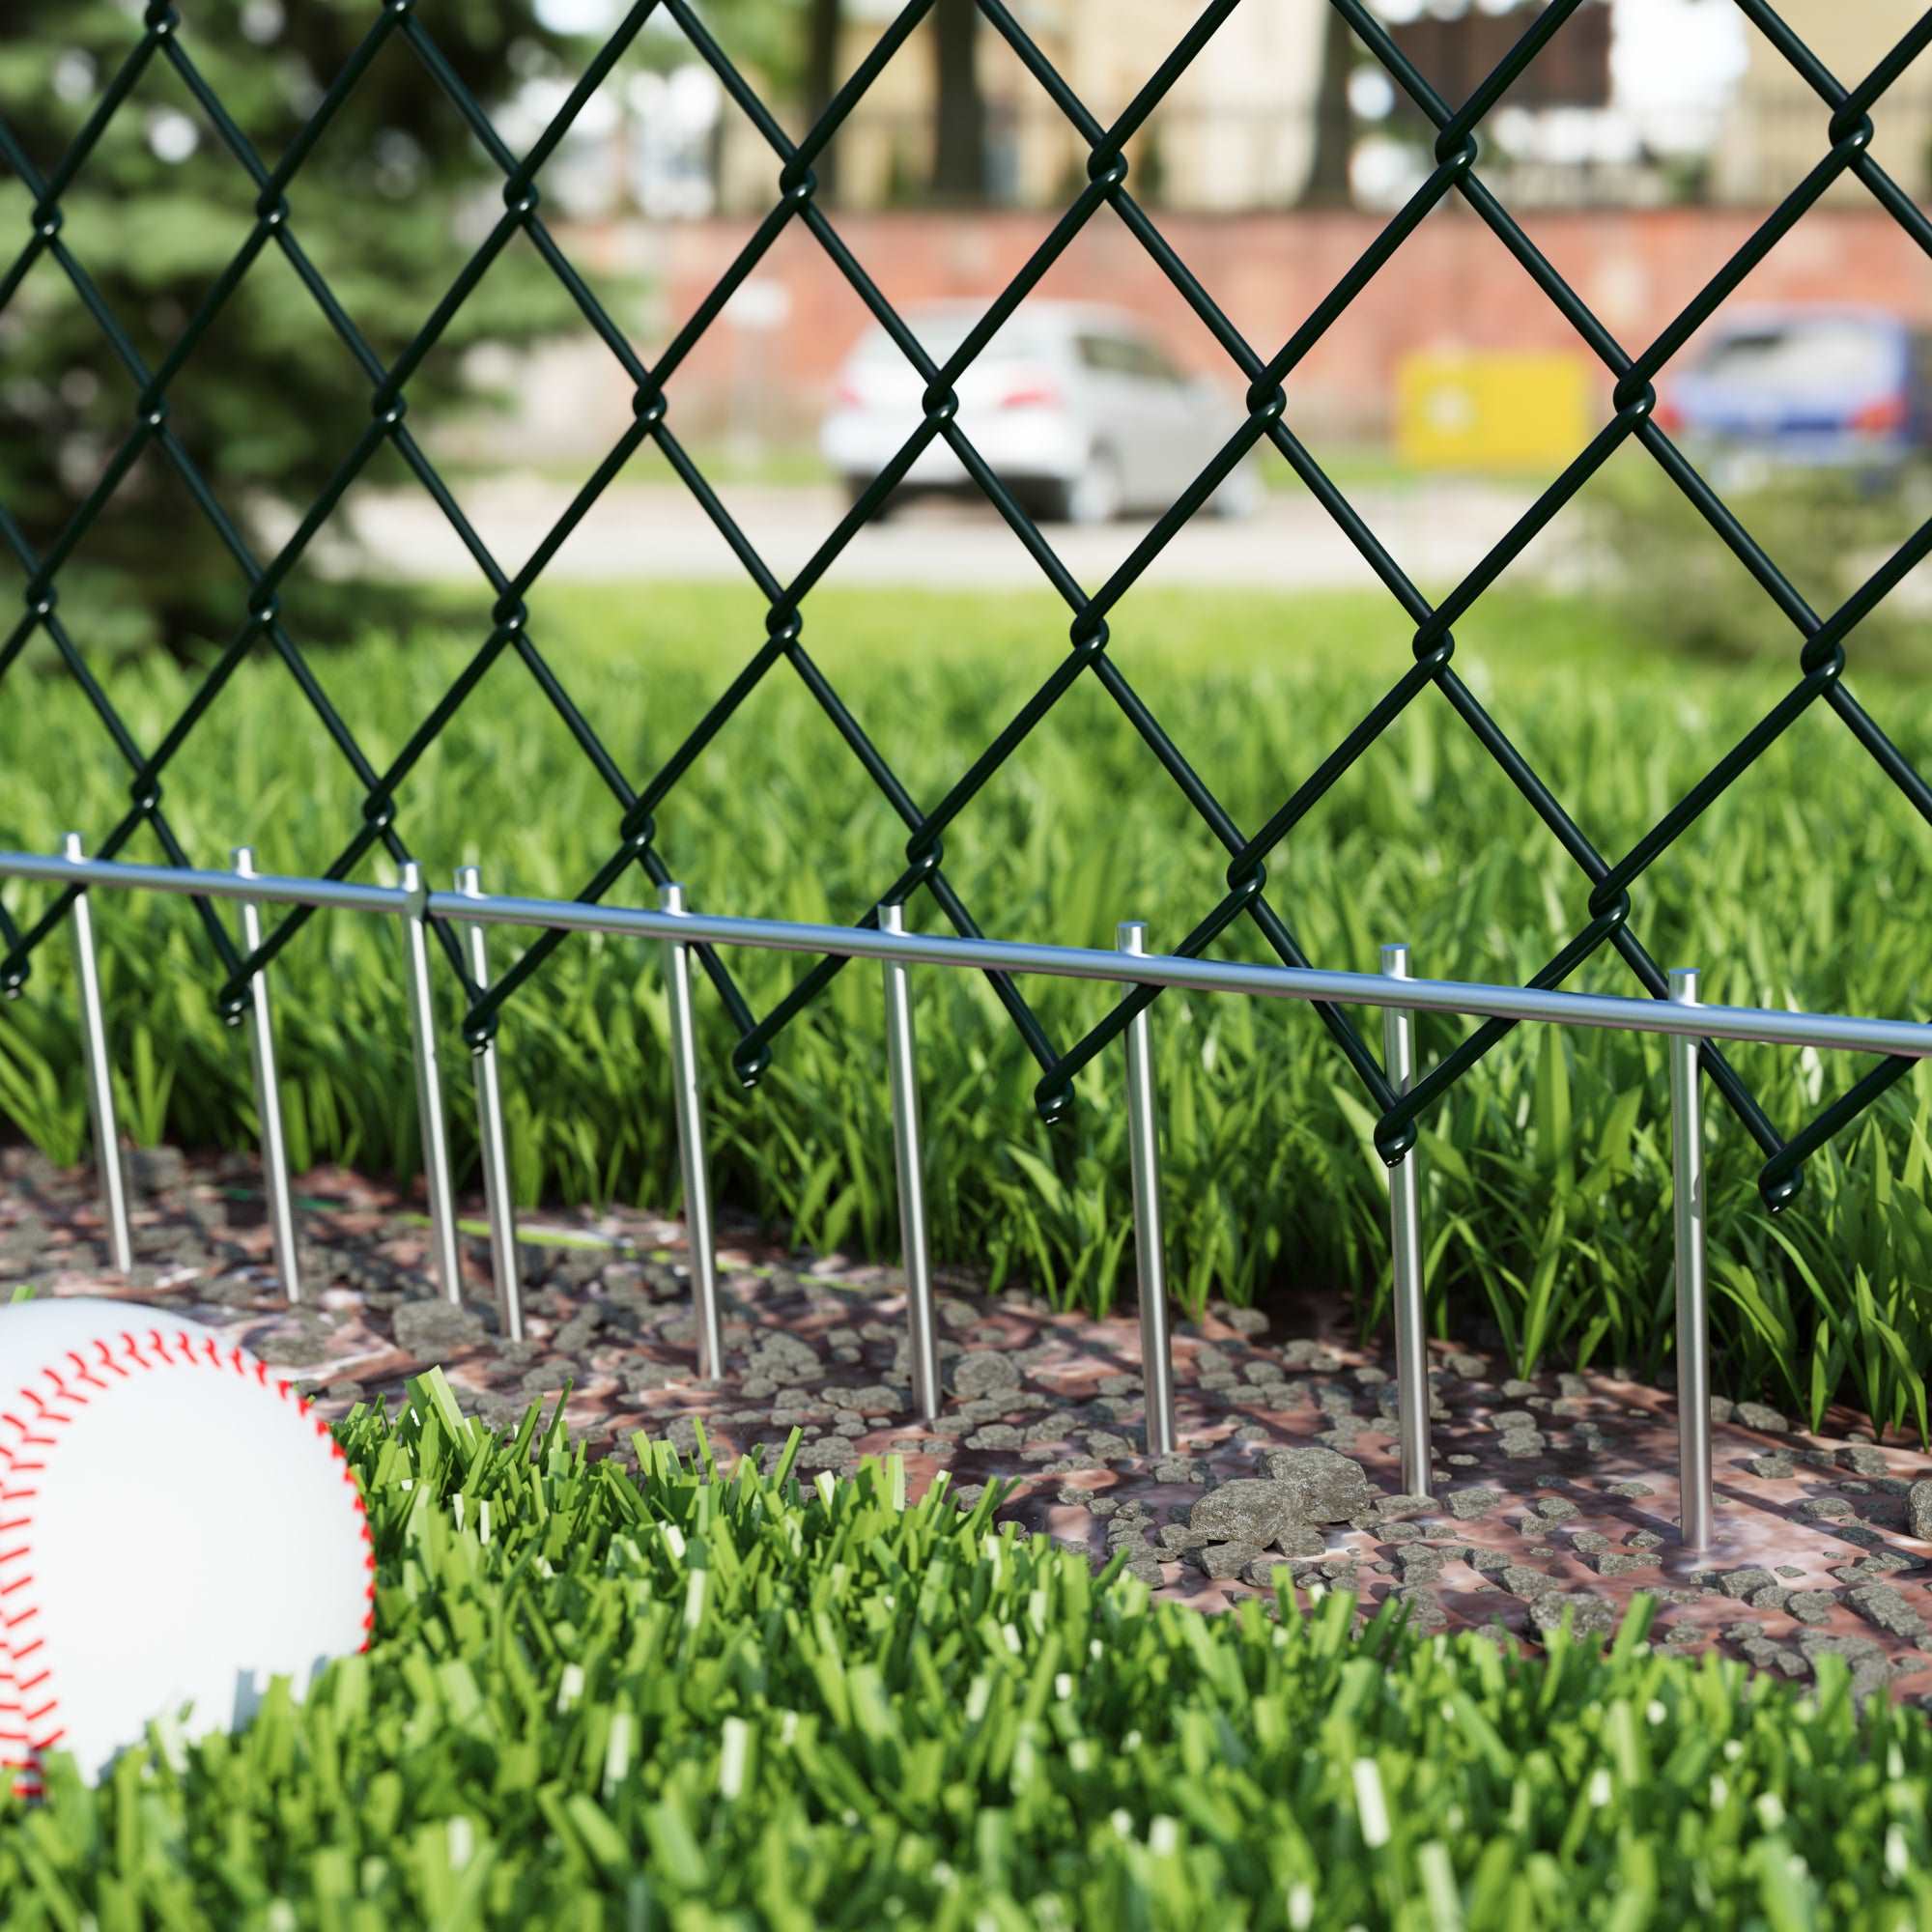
[6,1144,1930,1707]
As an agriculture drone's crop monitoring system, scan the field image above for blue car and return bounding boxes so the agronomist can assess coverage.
[1655,306,1932,487]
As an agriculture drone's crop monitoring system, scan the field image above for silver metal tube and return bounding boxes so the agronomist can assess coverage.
[1669,967,1714,1551]
[1120,921,1178,1459]
[458,867,523,1344]
[10,850,1932,1063]
[400,861,463,1304]
[233,847,301,1304]
[879,903,943,1424]
[1381,942,1432,1498]
[660,882,723,1380]
[62,832,132,1275]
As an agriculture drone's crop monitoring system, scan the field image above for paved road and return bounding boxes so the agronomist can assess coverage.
[316,475,1559,600]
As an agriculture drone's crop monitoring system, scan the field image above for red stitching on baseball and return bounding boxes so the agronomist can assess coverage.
[0,1319,376,1804]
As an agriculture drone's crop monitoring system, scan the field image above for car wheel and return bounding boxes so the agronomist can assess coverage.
[1055,449,1124,526]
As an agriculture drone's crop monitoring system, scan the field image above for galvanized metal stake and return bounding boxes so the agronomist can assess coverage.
[1120,921,1178,1459]
[879,902,943,1423]
[233,847,300,1303]
[1669,967,1714,1552]
[457,866,523,1344]
[400,861,463,1304]
[1381,942,1433,1498]
[63,832,132,1275]
[660,882,723,1380]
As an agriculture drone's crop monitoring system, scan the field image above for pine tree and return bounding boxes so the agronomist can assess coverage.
[0,0,579,658]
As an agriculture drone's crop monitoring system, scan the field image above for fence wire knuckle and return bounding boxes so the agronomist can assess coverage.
[3,2,1931,1208]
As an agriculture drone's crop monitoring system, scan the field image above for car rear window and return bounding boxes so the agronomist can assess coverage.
[1696,320,1899,393]
[856,313,1050,364]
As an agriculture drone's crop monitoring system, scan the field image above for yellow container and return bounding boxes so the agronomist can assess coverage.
[1395,349,1594,471]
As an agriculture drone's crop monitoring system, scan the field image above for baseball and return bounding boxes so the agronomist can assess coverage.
[0,1297,374,1797]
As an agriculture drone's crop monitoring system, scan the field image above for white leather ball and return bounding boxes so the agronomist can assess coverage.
[0,1297,373,1796]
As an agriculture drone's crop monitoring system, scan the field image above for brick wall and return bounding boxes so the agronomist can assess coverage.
[527,205,1932,450]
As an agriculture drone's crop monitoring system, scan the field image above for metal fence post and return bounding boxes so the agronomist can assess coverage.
[233,847,300,1303]
[1669,967,1714,1552]
[457,866,524,1344]
[879,901,943,1423]
[63,832,132,1275]
[1119,921,1178,1459]
[1381,942,1433,1498]
[660,882,724,1380]
[400,860,463,1304]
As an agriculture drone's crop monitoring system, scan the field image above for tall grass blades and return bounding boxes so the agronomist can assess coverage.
[6,1381,1930,1929]
[4,583,1930,1433]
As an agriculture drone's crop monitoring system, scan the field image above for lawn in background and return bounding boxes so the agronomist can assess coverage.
[3,1376,1927,1930]
[3,582,1930,1436]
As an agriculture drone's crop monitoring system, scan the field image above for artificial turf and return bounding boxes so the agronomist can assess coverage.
[3,1374,1927,1930]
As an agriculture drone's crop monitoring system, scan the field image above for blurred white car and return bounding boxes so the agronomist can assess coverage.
[819,300,1262,525]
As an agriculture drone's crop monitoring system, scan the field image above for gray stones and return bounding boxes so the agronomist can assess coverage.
[1445,1353,1489,1378]
[1606,1480,1656,1499]
[1530,1594,1617,1637]
[392,1298,488,1359]
[1747,1451,1798,1480]
[1189,1479,1301,1548]
[1151,1457,1206,1485]
[1910,1480,1932,1543]
[1733,1402,1789,1433]
[1736,1634,1807,1678]
[1396,1548,1448,1585]
[1532,1497,1578,1521]
[1258,1446,1375,1522]
[1796,1496,1856,1523]
[1848,1584,1927,1641]
[1719,1567,1779,1601]
[1084,1431,1136,1463]
[964,1425,1023,1451]
[1222,1307,1269,1338]
[1837,1444,1891,1478]
[1500,1379,1540,1398]
[1785,1590,1836,1627]
[1201,1540,1265,1580]
[1501,1564,1561,1602]
[1708,1396,1736,1425]
[1375,1494,1435,1522]
[1594,1553,1653,1578]
[1276,1523,1328,1559]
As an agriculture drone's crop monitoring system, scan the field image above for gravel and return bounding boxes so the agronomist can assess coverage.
[1848,1584,1927,1641]
[1257,1446,1376,1521]
[1785,1590,1837,1627]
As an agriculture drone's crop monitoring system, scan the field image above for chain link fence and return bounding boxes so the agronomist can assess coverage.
[3,0,1932,1234]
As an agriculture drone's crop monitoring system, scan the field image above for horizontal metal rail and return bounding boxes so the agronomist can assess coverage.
[5,850,1928,1062]
[4,838,1920,1554]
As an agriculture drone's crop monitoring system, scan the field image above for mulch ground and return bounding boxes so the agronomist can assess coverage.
[5,1143,1931,1707]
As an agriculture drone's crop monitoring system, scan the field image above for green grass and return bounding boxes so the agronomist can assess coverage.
[5,1377,1928,1930]
[4,581,1931,1435]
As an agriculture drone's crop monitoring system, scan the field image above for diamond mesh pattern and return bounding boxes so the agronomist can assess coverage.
[4,0,1931,1208]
